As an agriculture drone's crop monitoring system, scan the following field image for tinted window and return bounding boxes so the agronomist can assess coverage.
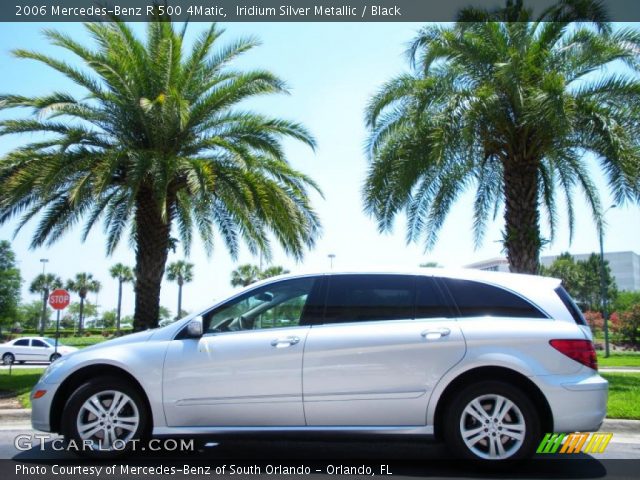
[555,286,587,326]
[14,339,29,346]
[415,277,453,318]
[443,278,546,318]
[204,277,316,333]
[324,275,415,323]
[31,340,48,348]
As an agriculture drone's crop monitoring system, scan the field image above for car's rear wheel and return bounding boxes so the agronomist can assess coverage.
[2,353,14,365]
[62,376,149,458]
[443,381,540,462]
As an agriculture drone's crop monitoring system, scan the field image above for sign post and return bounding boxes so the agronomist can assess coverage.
[48,289,70,356]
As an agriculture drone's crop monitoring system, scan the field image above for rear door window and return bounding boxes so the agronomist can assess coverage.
[415,277,454,319]
[323,275,415,323]
[442,278,546,318]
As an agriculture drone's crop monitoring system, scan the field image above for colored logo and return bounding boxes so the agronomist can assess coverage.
[537,432,613,454]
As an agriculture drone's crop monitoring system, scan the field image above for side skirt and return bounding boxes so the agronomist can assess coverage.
[153,425,434,437]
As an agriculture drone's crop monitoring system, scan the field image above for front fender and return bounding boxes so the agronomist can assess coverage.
[44,338,171,430]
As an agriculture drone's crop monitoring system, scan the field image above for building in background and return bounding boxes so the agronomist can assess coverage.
[466,251,640,292]
[465,257,510,273]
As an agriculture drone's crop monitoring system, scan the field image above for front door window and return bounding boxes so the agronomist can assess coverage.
[203,277,315,333]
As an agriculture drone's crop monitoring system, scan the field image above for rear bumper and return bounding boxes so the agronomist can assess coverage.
[532,370,608,432]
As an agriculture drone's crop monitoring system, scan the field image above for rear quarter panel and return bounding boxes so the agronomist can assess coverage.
[426,317,587,425]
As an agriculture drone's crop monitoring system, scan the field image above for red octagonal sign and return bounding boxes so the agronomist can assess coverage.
[49,289,70,310]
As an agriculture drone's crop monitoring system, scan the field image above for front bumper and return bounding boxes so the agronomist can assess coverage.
[30,378,62,433]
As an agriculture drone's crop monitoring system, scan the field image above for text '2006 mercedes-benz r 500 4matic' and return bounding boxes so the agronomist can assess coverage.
[31,269,607,462]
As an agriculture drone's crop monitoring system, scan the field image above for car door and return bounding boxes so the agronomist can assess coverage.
[12,338,31,361]
[30,339,51,361]
[163,276,321,427]
[303,274,466,426]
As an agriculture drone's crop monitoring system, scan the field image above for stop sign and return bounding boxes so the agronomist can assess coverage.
[49,289,70,310]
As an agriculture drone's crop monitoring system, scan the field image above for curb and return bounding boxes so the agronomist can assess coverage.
[0,408,30,422]
[601,419,640,434]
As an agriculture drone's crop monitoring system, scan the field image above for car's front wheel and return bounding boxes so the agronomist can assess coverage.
[62,376,149,457]
[49,353,61,362]
[444,381,540,462]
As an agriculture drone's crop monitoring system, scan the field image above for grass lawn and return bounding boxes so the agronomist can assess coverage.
[59,335,108,348]
[0,368,45,409]
[598,352,640,368]
[601,372,640,420]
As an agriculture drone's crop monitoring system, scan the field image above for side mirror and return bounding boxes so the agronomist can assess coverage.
[186,318,203,338]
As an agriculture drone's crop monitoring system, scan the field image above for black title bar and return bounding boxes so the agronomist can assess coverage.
[3,0,640,22]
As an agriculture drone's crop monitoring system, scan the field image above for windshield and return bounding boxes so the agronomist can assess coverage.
[43,337,64,347]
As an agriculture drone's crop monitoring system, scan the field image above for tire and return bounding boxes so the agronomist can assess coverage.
[443,381,540,462]
[49,353,61,363]
[62,376,149,458]
[2,353,14,365]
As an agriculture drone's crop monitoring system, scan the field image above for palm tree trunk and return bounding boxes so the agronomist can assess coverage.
[177,281,183,319]
[39,288,49,336]
[116,279,123,334]
[133,191,171,331]
[503,159,541,274]
[78,296,85,334]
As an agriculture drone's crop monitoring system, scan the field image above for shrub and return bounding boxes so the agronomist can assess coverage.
[584,310,604,333]
[619,305,640,345]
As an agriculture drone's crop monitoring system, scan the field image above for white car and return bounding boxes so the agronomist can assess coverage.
[1,337,78,364]
[30,269,607,462]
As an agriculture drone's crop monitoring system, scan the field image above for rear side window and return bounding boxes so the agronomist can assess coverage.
[324,275,415,323]
[14,339,29,346]
[415,277,453,319]
[555,286,587,326]
[442,278,546,319]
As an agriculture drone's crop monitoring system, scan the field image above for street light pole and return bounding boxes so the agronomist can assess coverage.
[599,204,616,358]
[328,254,336,269]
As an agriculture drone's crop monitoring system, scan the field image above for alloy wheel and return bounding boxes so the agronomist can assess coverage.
[459,393,526,460]
[76,390,140,450]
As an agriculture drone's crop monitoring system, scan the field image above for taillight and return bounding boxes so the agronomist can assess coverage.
[549,339,598,370]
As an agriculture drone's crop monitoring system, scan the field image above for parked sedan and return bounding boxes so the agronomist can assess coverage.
[30,269,607,462]
[1,337,78,364]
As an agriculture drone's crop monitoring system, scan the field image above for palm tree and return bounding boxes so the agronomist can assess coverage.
[0,19,321,331]
[166,260,194,319]
[66,273,101,333]
[260,265,290,279]
[29,273,62,335]
[109,263,134,334]
[230,264,261,287]
[364,0,640,273]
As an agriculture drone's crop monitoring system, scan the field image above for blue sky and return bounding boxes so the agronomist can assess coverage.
[1,21,639,320]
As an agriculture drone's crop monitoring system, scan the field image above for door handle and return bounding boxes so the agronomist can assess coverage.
[270,336,300,348]
[421,328,451,339]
